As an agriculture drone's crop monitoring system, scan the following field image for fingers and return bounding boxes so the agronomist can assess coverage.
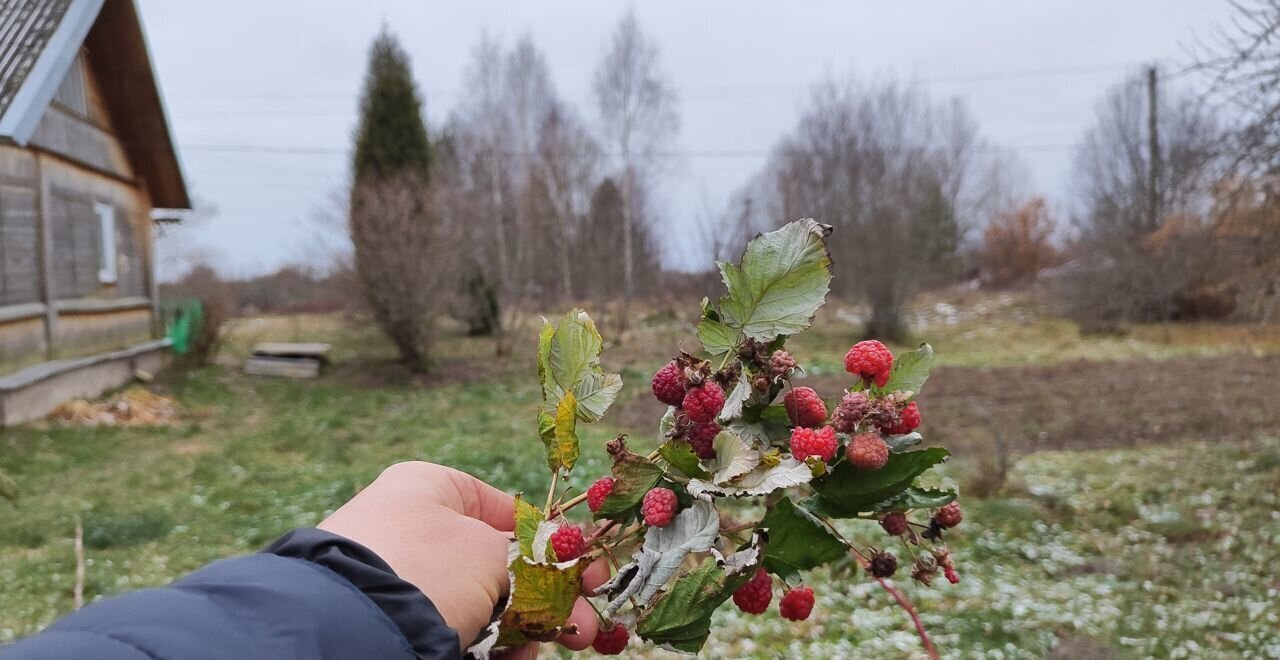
[582,557,610,595]
[440,466,518,532]
[375,462,516,532]
[558,597,600,651]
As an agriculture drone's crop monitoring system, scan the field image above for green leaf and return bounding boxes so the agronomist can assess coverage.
[536,320,557,402]
[539,393,580,473]
[635,534,765,653]
[868,487,957,513]
[548,310,602,391]
[880,343,934,395]
[759,404,791,426]
[715,219,833,341]
[759,497,847,579]
[514,496,544,559]
[696,299,738,356]
[572,371,622,423]
[594,459,664,520]
[658,442,711,480]
[808,447,950,518]
[496,555,590,647]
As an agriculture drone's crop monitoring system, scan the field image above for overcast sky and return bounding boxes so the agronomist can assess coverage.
[137,1,1235,281]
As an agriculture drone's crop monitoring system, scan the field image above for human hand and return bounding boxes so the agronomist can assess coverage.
[318,462,608,657]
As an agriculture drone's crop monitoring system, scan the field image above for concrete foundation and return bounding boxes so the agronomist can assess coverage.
[0,338,170,426]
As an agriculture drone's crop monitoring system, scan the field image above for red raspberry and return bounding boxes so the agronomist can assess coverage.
[641,488,678,527]
[591,622,630,655]
[550,524,585,561]
[844,340,894,387]
[682,381,725,424]
[687,420,720,460]
[790,426,837,463]
[869,551,898,578]
[879,512,909,536]
[779,586,815,621]
[847,433,889,471]
[882,401,921,436]
[783,386,827,428]
[587,477,615,513]
[833,391,872,433]
[769,350,798,380]
[731,568,773,614]
[651,361,687,406]
[935,501,963,528]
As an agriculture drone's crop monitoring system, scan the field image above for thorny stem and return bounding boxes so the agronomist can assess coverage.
[585,520,619,545]
[551,449,663,518]
[822,519,940,660]
[544,471,560,520]
[875,574,940,660]
[551,491,589,518]
[586,523,644,561]
[898,536,919,561]
[721,520,757,535]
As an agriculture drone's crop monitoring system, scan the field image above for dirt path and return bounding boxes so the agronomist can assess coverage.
[616,354,1280,456]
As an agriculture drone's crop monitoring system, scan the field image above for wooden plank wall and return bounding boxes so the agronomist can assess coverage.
[54,306,151,358]
[0,146,41,307]
[0,137,159,374]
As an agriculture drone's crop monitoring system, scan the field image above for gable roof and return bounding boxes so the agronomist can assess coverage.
[0,0,190,209]
[0,0,77,120]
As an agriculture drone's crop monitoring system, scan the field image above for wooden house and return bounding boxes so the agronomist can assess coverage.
[0,0,189,425]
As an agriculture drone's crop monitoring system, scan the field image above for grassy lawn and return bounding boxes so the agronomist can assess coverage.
[2,299,1278,657]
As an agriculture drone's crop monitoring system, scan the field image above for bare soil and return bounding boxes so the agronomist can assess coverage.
[615,354,1280,456]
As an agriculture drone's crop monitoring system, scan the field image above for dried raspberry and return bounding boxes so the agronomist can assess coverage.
[550,524,585,561]
[879,512,909,536]
[937,549,960,584]
[869,551,898,578]
[833,391,872,433]
[769,350,798,380]
[783,386,827,428]
[847,433,889,471]
[732,568,773,614]
[587,477,615,513]
[882,401,921,436]
[790,426,838,463]
[911,559,937,586]
[844,340,894,387]
[686,420,720,460]
[651,361,688,406]
[642,487,678,527]
[934,501,963,529]
[778,586,815,621]
[591,622,630,655]
[682,381,725,424]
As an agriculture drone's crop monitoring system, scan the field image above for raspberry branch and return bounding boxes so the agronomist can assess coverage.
[476,222,965,659]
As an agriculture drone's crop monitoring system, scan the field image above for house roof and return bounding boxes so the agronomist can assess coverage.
[0,0,75,120]
[0,0,190,209]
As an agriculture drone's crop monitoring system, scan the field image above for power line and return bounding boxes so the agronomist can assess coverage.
[166,61,1156,105]
[178,142,1082,159]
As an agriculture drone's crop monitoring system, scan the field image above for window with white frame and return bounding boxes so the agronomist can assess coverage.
[95,203,117,283]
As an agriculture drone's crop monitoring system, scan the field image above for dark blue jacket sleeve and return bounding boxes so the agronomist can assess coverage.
[0,529,460,660]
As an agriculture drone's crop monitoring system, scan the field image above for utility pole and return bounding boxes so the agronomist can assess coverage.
[1147,65,1161,231]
